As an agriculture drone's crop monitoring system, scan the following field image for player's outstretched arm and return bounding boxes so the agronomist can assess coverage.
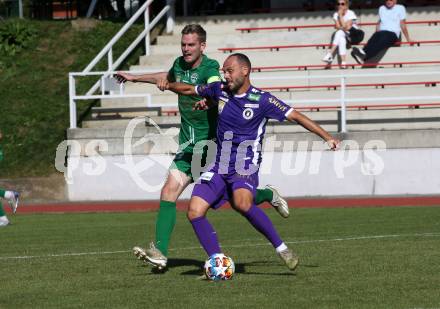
[167,82,198,96]
[115,71,168,84]
[287,110,339,150]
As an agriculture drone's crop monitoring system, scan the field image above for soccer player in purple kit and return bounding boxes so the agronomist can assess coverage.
[162,53,339,271]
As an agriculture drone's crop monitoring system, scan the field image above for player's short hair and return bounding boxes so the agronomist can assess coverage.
[230,53,252,70]
[181,24,207,43]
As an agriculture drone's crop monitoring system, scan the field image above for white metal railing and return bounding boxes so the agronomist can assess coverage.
[69,70,163,128]
[69,67,440,132]
[68,0,172,128]
[258,70,440,133]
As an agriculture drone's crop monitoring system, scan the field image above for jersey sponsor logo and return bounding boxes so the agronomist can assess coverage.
[247,93,261,102]
[190,73,199,84]
[200,171,214,181]
[269,97,288,112]
[244,103,259,108]
[176,74,181,83]
[243,108,254,120]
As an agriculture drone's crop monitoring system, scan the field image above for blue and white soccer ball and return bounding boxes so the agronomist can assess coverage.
[204,253,235,281]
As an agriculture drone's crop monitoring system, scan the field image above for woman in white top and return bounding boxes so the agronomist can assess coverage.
[322,1,361,68]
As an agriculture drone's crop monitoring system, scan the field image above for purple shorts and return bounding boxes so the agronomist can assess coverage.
[192,171,259,209]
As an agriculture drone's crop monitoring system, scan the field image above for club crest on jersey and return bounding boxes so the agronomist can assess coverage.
[190,73,199,83]
[243,108,254,120]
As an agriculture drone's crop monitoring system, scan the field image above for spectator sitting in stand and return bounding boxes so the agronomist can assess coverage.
[351,0,411,65]
[322,0,364,69]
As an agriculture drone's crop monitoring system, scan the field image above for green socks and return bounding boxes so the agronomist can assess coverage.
[0,202,5,217]
[155,200,177,257]
[255,188,274,205]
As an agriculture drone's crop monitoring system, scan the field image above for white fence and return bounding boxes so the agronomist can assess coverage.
[68,0,172,128]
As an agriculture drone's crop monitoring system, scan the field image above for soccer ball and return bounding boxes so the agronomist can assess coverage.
[204,253,235,281]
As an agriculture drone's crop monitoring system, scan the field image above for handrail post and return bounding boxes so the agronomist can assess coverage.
[340,75,347,133]
[69,74,77,129]
[145,4,150,56]
[107,48,113,71]
[18,0,23,18]
[166,0,175,34]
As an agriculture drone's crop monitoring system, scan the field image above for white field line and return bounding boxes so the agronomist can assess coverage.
[1,232,439,261]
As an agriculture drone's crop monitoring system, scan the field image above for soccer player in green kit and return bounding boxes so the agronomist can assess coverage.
[0,130,20,227]
[116,24,288,270]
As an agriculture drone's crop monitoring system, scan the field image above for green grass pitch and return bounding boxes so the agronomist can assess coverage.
[1,206,439,308]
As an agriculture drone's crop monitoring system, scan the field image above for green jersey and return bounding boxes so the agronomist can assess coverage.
[168,54,221,152]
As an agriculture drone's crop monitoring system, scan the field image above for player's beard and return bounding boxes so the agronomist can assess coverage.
[228,75,245,93]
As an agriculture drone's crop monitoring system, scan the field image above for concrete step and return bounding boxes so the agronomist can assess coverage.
[91,106,162,119]
[69,127,440,152]
[78,108,440,154]
[112,81,439,109]
[138,44,440,67]
[100,97,149,108]
[152,27,440,53]
[120,66,440,92]
[273,85,440,104]
[173,6,440,29]
[82,105,440,133]
[157,24,440,47]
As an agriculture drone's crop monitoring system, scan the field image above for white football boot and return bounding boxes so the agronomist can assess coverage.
[8,191,19,214]
[265,185,290,218]
[0,216,10,227]
[133,242,167,270]
[278,247,299,271]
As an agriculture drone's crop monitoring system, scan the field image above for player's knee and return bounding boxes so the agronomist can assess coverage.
[233,198,252,213]
[187,207,203,221]
[161,182,180,201]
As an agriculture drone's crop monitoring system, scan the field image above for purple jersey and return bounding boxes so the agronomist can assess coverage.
[195,82,293,175]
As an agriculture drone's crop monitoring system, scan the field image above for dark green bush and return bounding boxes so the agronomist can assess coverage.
[0,19,37,56]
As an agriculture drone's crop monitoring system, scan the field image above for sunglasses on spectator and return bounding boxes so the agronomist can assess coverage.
[337,2,346,5]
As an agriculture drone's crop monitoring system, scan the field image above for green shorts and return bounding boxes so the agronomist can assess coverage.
[170,146,213,182]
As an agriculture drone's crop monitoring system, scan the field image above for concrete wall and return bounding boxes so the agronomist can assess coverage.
[66,148,440,200]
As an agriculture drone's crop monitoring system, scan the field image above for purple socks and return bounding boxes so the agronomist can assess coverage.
[190,205,283,257]
[190,216,221,257]
[243,205,283,248]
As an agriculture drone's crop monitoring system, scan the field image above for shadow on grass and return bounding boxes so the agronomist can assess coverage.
[134,258,307,276]
[178,259,300,277]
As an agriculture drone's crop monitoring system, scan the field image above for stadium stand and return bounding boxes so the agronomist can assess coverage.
[74,5,440,145]
[64,3,440,200]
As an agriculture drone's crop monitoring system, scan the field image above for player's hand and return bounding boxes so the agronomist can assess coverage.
[194,98,209,110]
[157,78,169,91]
[115,72,135,83]
[326,138,340,151]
